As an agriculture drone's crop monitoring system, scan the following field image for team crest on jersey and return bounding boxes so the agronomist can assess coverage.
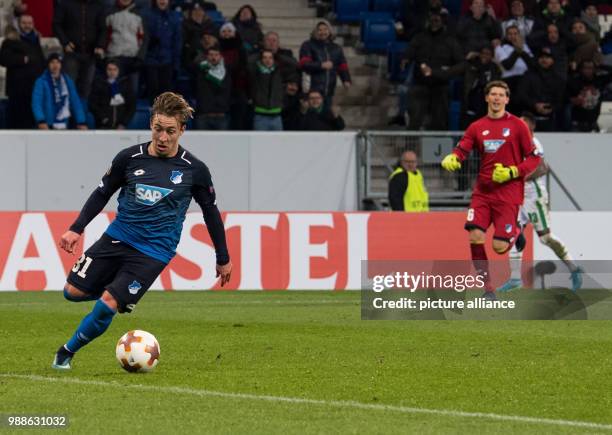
[503,128,510,137]
[483,139,505,153]
[135,183,173,206]
[128,280,142,295]
[170,170,183,184]
[482,130,489,136]
[505,224,513,233]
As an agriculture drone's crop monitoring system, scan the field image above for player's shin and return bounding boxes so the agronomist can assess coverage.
[540,233,578,272]
[65,299,117,353]
[470,243,492,291]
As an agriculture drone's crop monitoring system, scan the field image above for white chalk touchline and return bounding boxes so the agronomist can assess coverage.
[2,373,611,430]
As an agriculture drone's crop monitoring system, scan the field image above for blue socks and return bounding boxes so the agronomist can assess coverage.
[65,299,116,353]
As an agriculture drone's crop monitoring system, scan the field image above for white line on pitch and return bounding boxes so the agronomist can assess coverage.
[2,373,611,431]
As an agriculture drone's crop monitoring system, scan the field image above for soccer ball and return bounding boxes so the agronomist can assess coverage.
[115,330,160,373]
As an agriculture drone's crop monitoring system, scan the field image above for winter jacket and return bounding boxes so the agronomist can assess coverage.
[298,108,345,131]
[456,12,502,54]
[195,59,232,114]
[299,34,351,97]
[106,2,146,58]
[404,27,464,86]
[517,65,565,112]
[142,6,182,68]
[89,76,136,128]
[182,16,218,68]
[232,18,263,54]
[220,36,248,94]
[52,0,106,54]
[0,34,45,98]
[31,71,86,126]
[247,61,284,114]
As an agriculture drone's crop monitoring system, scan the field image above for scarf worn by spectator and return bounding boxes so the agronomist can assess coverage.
[199,59,226,85]
[256,61,275,74]
[108,79,125,106]
[20,29,39,45]
[44,70,71,129]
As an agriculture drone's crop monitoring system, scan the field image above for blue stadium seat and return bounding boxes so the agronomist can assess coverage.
[361,12,396,52]
[334,0,370,23]
[128,99,151,129]
[372,0,402,19]
[207,10,225,27]
[448,100,461,131]
[444,0,462,17]
[387,41,408,82]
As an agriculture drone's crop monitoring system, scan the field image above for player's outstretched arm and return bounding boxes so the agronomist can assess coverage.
[59,230,81,254]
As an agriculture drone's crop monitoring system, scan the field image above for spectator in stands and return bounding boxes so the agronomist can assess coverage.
[388,150,429,212]
[530,23,570,81]
[299,19,351,109]
[171,0,217,12]
[517,47,565,130]
[232,5,263,55]
[89,58,136,129]
[462,44,502,127]
[248,49,284,130]
[568,18,603,72]
[495,24,534,111]
[106,0,146,96]
[219,22,249,129]
[502,0,534,40]
[181,1,217,70]
[194,44,231,129]
[456,0,503,55]
[567,59,610,131]
[297,90,345,131]
[460,0,509,21]
[0,13,45,129]
[142,0,182,101]
[52,0,106,99]
[282,82,301,130]
[402,11,464,130]
[581,3,601,42]
[254,31,300,87]
[400,0,454,42]
[530,0,574,43]
[31,53,87,130]
[13,0,53,37]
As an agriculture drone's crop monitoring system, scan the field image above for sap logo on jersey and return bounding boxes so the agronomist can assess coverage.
[135,183,174,206]
[483,139,505,153]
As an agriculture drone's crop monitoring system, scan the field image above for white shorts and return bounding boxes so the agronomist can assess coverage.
[520,195,550,233]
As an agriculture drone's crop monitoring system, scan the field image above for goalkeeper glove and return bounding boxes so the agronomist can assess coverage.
[441,153,461,171]
[492,163,519,183]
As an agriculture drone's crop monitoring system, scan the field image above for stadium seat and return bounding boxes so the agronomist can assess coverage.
[128,99,151,130]
[372,0,402,19]
[207,10,225,27]
[386,41,409,82]
[360,12,396,52]
[444,0,462,17]
[598,102,612,132]
[448,100,461,131]
[334,0,370,23]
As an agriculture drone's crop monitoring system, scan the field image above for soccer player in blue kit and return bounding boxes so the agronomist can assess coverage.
[52,92,232,369]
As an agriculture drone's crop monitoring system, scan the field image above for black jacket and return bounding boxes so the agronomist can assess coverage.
[404,27,464,86]
[517,65,565,112]
[456,13,502,54]
[52,0,107,54]
[298,108,345,131]
[0,35,45,98]
[89,76,136,128]
[247,62,285,112]
[181,17,218,68]
[299,37,351,97]
[195,61,232,114]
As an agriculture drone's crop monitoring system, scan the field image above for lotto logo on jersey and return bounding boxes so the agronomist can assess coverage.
[135,184,174,206]
[483,139,505,153]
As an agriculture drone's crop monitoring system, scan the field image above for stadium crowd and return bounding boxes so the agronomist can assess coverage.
[391,0,612,132]
[0,0,348,131]
[0,0,610,132]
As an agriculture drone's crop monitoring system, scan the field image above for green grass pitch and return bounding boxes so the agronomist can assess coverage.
[1,291,612,434]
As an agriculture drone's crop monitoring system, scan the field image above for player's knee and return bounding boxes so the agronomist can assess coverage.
[100,291,119,312]
[63,284,85,301]
[492,239,510,254]
[469,229,486,245]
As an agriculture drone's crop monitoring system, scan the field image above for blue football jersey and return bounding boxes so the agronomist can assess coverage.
[98,143,216,263]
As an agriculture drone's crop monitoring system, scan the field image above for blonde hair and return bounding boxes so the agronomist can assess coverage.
[151,92,194,126]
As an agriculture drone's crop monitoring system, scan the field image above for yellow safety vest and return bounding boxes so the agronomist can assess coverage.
[389,168,429,212]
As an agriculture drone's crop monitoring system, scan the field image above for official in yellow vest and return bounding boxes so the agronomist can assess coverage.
[388,151,429,212]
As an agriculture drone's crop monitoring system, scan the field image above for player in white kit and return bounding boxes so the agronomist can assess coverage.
[497,112,583,292]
